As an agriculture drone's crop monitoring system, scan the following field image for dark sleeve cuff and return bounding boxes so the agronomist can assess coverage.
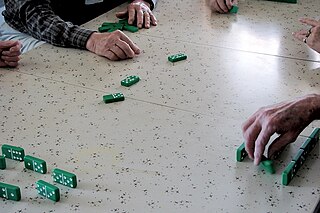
[142,0,156,10]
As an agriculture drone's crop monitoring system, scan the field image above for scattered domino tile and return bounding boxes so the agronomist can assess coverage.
[36,180,60,202]
[103,93,125,104]
[52,168,77,188]
[236,143,248,162]
[229,5,238,13]
[121,75,140,87]
[260,156,275,174]
[281,161,295,185]
[1,144,25,161]
[0,182,21,201]
[0,155,6,170]
[24,155,47,174]
[168,53,187,63]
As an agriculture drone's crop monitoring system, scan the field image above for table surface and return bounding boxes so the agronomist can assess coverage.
[1,0,320,212]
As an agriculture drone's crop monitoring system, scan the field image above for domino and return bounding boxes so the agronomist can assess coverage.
[0,155,6,170]
[229,5,238,13]
[103,93,125,104]
[236,143,248,162]
[0,182,21,201]
[1,144,25,161]
[281,161,295,185]
[168,53,187,63]
[24,155,47,174]
[260,156,275,174]
[52,168,77,188]
[123,25,139,33]
[236,143,275,173]
[36,180,60,202]
[121,75,140,87]
[292,149,305,174]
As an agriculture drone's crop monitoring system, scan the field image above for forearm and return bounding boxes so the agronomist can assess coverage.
[4,0,94,49]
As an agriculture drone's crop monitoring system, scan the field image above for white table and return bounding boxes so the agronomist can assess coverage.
[1,0,320,212]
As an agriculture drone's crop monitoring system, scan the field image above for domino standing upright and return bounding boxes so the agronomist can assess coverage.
[1,144,25,161]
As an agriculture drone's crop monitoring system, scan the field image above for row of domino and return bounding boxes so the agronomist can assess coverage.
[0,144,77,202]
[236,128,320,185]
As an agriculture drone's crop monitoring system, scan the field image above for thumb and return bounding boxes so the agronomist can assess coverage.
[116,10,128,19]
[268,131,299,159]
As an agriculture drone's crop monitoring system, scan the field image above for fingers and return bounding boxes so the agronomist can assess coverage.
[136,9,144,28]
[253,126,273,165]
[143,12,151,29]
[115,40,135,58]
[292,29,309,42]
[210,0,224,13]
[150,12,157,26]
[217,0,229,13]
[119,32,140,54]
[225,0,234,10]
[0,40,20,49]
[299,17,320,27]
[116,10,128,19]
[267,131,298,159]
[243,119,261,160]
[128,7,136,25]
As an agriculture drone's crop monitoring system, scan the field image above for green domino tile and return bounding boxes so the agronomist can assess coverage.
[300,138,312,154]
[107,27,120,33]
[103,93,125,104]
[121,75,140,87]
[24,155,47,174]
[98,26,112,32]
[282,161,296,185]
[102,22,117,27]
[118,19,129,25]
[36,180,60,202]
[0,155,6,170]
[309,128,320,143]
[123,25,139,33]
[260,156,275,174]
[229,5,238,14]
[0,182,21,201]
[292,149,305,174]
[52,168,77,188]
[236,143,248,162]
[1,144,25,161]
[168,53,187,63]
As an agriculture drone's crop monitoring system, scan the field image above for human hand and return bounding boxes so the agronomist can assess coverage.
[293,18,320,54]
[116,0,157,29]
[242,94,320,165]
[208,0,237,13]
[86,31,140,61]
[0,40,22,67]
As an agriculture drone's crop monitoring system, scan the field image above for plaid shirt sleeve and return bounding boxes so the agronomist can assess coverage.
[3,0,95,49]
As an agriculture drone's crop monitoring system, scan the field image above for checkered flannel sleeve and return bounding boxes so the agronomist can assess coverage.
[3,0,95,49]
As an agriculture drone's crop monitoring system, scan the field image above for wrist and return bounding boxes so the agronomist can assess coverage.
[86,32,98,52]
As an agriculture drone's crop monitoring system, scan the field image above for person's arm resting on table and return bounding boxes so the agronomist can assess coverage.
[4,0,140,61]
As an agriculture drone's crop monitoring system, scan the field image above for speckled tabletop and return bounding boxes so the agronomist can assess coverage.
[1,0,320,212]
